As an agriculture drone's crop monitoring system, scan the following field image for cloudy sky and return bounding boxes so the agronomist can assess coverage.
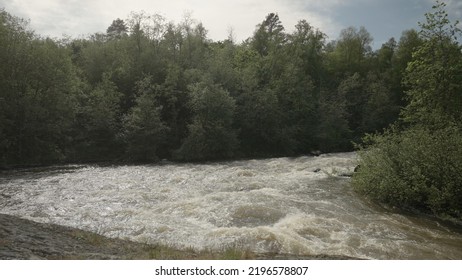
[1,0,461,48]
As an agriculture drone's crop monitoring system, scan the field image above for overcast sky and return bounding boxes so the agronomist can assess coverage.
[1,0,461,48]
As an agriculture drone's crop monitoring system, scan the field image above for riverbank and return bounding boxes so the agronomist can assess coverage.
[0,214,356,260]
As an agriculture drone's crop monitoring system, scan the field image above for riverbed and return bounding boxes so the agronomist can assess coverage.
[1,153,461,259]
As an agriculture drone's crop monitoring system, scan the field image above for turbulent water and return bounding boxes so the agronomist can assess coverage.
[1,153,462,259]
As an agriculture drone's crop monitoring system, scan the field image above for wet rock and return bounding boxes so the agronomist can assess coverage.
[338,172,353,178]
[310,150,322,157]
[255,253,361,260]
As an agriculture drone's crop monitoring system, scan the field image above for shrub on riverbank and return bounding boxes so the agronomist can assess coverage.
[352,125,462,220]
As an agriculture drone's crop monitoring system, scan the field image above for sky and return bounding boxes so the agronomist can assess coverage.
[1,0,461,49]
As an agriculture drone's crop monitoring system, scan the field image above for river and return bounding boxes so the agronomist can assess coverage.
[1,152,461,259]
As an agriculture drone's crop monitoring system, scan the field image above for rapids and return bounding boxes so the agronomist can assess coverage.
[1,153,462,259]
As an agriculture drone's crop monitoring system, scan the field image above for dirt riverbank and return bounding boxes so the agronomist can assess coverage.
[0,214,356,260]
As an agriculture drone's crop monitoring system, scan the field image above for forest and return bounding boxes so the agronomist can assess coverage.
[0,1,461,219]
[1,4,418,166]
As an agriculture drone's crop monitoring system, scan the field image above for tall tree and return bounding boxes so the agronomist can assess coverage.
[402,1,462,127]
[106,18,128,39]
[252,13,285,56]
[288,20,326,87]
[72,75,123,161]
[122,78,169,162]
[176,79,238,160]
[328,26,373,76]
[353,1,462,220]
[0,10,80,165]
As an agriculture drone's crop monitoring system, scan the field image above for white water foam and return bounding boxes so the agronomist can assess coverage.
[1,153,462,259]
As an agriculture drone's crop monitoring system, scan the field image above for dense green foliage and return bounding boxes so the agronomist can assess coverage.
[0,7,420,166]
[353,1,462,220]
[354,126,462,219]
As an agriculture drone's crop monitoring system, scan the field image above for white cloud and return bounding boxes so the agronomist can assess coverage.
[97,0,344,41]
[2,0,447,43]
[1,0,345,41]
[446,0,462,18]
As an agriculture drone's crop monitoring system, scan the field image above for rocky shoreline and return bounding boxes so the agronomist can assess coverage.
[0,214,357,260]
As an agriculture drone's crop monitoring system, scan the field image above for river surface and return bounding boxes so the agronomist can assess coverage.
[1,153,462,259]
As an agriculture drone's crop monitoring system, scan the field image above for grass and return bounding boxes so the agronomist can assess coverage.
[142,245,256,260]
[67,228,257,259]
[70,230,107,246]
[220,247,255,260]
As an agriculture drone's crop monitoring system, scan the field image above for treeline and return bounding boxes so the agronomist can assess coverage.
[353,2,462,221]
[0,9,421,166]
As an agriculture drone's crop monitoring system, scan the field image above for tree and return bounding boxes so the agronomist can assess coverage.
[393,30,422,73]
[122,80,169,162]
[288,20,326,87]
[252,13,286,56]
[72,75,123,161]
[376,38,396,72]
[176,79,238,161]
[361,73,400,133]
[4,4,452,166]
[0,10,34,165]
[272,58,318,154]
[338,72,365,133]
[206,40,240,94]
[402,1,462,127]
[0,10,80,166]
[353,1,462,221]
[236,87,291,156]
[125,73,188,159]
[127,11,149,55]
[161,22,183,64]
[328,26,373,76]
[315,88,352,152]
[106,18,128,39]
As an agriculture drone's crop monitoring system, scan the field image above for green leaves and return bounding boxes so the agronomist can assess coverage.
[402,0,462,127]
[1,5,433,166]
[420,1,460,41]
[252,13,285,56]
[353,126,462,219]
[0,11,80,165]
[176,80,238,161]
[354,1,462,221]
[328,26,373,75]
[71,76,123,161]
[122,88,168,162]
[106,18,128,39]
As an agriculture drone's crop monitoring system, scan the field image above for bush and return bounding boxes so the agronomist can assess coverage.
[352,125,462,220]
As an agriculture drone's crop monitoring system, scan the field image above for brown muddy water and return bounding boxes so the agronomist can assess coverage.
[1,153,461,259]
